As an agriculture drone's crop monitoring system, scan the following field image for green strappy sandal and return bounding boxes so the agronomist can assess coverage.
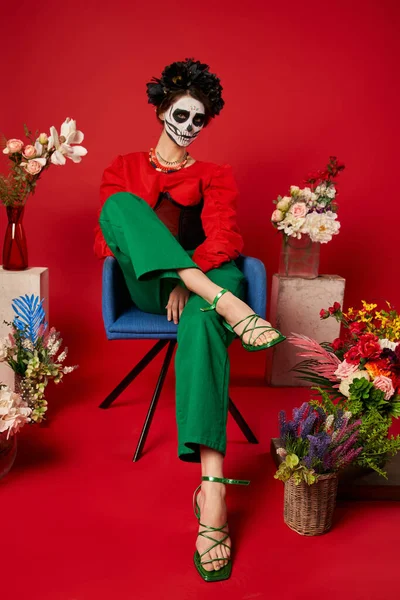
[193,475,250,582]
[201,288,286,352]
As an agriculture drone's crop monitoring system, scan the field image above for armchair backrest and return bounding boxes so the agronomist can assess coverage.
[102,255,267,331]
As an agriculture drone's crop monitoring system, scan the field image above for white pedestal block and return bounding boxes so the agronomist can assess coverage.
[266,274,345,386]
[0,266,49,390]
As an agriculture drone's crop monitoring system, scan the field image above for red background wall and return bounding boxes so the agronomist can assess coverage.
[1,0,399,380]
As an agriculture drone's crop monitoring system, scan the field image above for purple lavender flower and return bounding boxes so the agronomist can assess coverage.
[279,402,311,440]
[299,413,317,439]
[292,402,310,431]
[303,432,332,472]
[335,447,363,470]
[334,409,345,430]
[278,410,287,439]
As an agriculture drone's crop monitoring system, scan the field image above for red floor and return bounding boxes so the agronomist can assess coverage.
[3,343,399,600]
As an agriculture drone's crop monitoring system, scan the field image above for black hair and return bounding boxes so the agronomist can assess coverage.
[146,58,224,126]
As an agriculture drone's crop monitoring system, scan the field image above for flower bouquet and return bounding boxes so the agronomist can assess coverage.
[271,156,345,278]
[0,118,87,269]
[0,384,31,478]
[274,396,362,535]
[288,300,400,476]
[0,294,77,423]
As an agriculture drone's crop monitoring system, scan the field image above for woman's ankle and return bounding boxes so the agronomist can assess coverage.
[201,480,227,499]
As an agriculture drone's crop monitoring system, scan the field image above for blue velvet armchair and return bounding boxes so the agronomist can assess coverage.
[100,255,267,461]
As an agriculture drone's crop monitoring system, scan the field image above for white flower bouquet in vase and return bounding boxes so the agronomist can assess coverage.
[271,156,345,279]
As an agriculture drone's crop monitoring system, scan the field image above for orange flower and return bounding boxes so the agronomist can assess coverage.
[365,360,391,380]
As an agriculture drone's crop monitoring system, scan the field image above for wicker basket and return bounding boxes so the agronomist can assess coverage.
[284,473,339,536]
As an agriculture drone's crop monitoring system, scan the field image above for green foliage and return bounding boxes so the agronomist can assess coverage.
[274,453,318,485]
[309,386,338,415]
[311,386,400,477]
[0,123,45,206]
[0,165,38,206]
[349,378,392,414]
[3,318,76,423]
[283,435,309,458]
[349,409,400,477]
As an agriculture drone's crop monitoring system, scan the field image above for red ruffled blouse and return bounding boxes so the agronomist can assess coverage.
[94,151,244,273]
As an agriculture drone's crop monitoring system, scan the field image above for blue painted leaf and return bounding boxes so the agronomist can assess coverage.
[12,294,48,343]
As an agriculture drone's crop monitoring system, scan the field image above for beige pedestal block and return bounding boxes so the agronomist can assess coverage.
[265,274,345,386]
[0,266,49,390]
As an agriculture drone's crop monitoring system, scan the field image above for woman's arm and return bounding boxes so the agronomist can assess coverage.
[94,155,126,259]
[192,164,244,272]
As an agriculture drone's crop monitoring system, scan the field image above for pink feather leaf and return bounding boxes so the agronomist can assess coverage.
[287,333,340,382]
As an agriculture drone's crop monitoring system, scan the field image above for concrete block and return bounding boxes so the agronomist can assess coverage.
[0,266,49,390]
[265,274,345,386]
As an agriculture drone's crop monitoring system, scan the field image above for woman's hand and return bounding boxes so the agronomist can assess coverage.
[166,284,190,324]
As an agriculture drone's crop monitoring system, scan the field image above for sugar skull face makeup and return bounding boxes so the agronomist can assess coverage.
[163,96,206,147]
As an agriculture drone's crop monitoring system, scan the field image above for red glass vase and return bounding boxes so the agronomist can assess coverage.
[2,206,28,270]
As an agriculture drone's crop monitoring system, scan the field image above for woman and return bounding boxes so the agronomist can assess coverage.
[94,58,285,582]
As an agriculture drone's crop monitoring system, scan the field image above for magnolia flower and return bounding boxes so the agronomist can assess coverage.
[2,139,24,154]
[334,360,359,381]
[373,375,395,400]
[47,118,87,165]
[339,370,370,398]
[378,338,398,351]
[303,211,340,243]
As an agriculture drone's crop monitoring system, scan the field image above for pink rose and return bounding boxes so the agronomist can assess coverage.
[24,160,42,175]
[373,375,395,400]
[334,360,358,381]
[3,139,24,154]
[23,145,36,159]
[271,209,284,223]
[290,202,307,218]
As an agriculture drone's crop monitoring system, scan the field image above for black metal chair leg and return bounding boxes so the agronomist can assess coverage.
[228,397,258,444]
[99,340,169,409]
[132,340,177,462]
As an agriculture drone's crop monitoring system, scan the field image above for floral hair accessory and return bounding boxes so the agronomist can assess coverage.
[146,58,224,117]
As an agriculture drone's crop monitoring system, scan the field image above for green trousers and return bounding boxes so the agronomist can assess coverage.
[99,192,245,462]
